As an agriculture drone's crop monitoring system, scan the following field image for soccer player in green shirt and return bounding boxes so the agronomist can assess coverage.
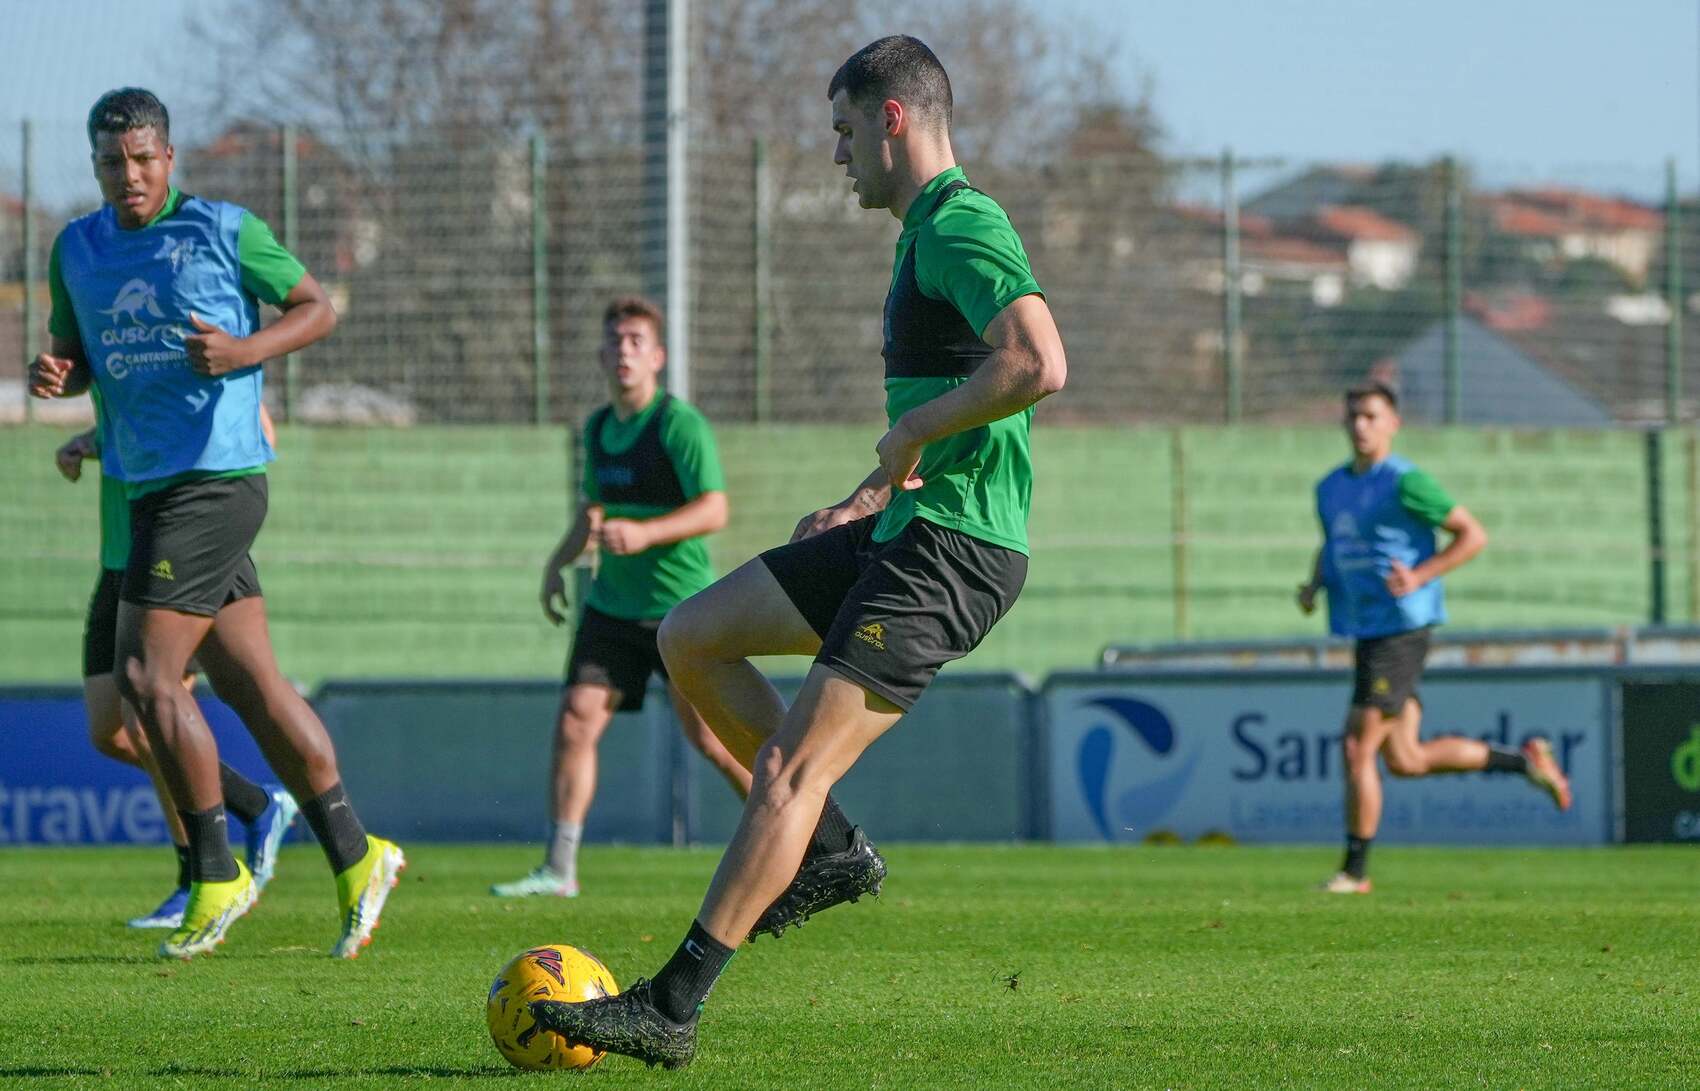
[53,405,297,929]
[492,297,749,899]
[529,36,1067,1067]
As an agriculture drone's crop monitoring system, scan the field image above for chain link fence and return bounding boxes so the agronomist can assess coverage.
[5,119,1697,427]
[5,115,1700,683]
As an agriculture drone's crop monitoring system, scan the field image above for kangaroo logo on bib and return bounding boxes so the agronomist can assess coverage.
[103,278,165,325]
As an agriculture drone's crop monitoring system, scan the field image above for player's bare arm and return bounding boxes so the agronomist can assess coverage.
[54,427,99,483]
[540,503,602,626]
[29,333,92,399]
[791,469,892,543]
[185,272,337,377]
[601,490,728,556]
[1387,506,1487,597]
[874,293,1066,491]
[1297,549,1323,614]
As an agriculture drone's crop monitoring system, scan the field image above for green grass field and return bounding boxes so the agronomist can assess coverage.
[0,843,1695,1089]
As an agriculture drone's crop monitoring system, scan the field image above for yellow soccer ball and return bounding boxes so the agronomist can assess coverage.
[486,944,620,1071]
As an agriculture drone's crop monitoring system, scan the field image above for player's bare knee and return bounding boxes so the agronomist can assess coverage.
[657,602,713,667]
[1385,752,1426,778]
[116,656,147,708]
[128,666,185,720]
[558,709,602,749]
[88,722,133,763]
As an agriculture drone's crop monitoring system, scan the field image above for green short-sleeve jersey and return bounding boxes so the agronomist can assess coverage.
[90,386,130,571]
[876,167,1044,555]
[48,188,302,498]
[1398,468,1457,527]
[580,393,725,620]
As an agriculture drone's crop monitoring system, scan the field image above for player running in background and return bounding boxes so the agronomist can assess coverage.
[30,88,402,959]
[492,297,749,899]
[1298,381,1572,895]
[54,405,296,929]
[529,36,1067,1067]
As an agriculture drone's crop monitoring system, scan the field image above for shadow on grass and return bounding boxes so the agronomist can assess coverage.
[0,1064,515,1080]
[2,954,156,966]
[6,950,331,966]
[155,1064,515,1080]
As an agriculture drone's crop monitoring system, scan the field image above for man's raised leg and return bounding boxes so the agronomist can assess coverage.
[669,683,752,800]
[660,559,882,939]
[1380,697,1572,807]
[658,559,819,763]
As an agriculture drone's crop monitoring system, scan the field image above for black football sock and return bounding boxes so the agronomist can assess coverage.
[1484,744,1528,774]
[218,763,271,825]
[180,806,240,883]
[807,794,855,859]
[173,843,191,890]
[650,920,735,1023]
[1342,835,1371,880]
[299,782,370,874]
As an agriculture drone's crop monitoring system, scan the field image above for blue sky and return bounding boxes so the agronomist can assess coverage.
[1052,0,1698,194]
[2,0,1695,201]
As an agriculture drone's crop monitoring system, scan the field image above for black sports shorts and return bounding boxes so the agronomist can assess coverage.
[122,474,266,617]
[565,606,668,712]
[82,568,124,678]
[759,515,1027,711]
[1351,626,1432,716]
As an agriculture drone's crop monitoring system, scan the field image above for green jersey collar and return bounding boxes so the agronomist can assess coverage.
[132,186,184,230]
[901,166,967,233]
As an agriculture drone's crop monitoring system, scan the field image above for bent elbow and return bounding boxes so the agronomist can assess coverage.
[1037,352,1068,398]
[704,494,730,534]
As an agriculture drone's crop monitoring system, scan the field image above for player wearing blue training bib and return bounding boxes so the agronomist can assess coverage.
[1297,381,1571,894]
[30,88,402,961]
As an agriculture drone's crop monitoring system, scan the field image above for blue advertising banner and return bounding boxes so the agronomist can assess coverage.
[1044,671,1612,845]
[0,687,282,845]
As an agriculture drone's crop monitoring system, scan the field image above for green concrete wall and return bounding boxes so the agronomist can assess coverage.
[3,424,1692,684]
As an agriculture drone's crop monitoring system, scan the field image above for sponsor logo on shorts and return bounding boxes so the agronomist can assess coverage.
[853,622,886,651]
[1372,677,1390,695]
[150,559,176,582]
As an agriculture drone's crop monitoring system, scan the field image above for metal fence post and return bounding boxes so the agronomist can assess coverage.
[1688,429,1699,621]
[1221,147,1242,424]
[280,124,299,421]
[1666,157,1682,425]
[1443,155,1462,424]
[1171,429,1189,639]
[21,120,36,424]
[1648,428,1668,625]
[532,133,549,426]
[753,137,771,423]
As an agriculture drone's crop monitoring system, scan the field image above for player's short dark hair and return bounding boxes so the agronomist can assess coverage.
[1345,381,1399,412]
[828,35,952,131]
[87,88,170,149]
[603,296,665,344]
